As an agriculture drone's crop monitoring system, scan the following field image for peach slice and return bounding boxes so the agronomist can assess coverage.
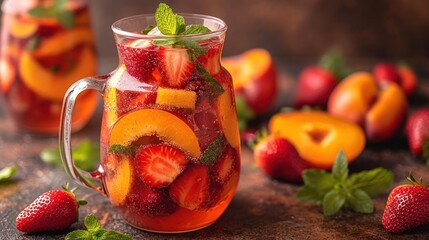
[0,56,16,93]
[222,48,277,115]
[105,65,126,127]
[19,46,97,101]
[9,18,38,39]
[217,89,240,149]
[109,109,201,158]
[105,154,133,206]
[32,27,95,58]
[156,87,196,109]
[269,111,366,169]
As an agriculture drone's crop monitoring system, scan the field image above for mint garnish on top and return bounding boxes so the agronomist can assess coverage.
[28,0,76,29]
[297,150,394,216]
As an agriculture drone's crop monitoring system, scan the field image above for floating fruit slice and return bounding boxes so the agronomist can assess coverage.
[9,18,38,39]
[156,87,197,109]
[109,109,201,158]
[158,47,196,88]
[169,165,209,210]
[105,154,133,206]
[213,147,236,184]
[0,56,16,93]
[20,46,97,101]
[217,90,240,148]
[135,145,188,187]
[105,65,126,127]
[32,27,95,58]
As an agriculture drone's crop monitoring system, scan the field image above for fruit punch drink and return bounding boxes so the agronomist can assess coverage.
[60,3,241,233]
[0,0,98,134]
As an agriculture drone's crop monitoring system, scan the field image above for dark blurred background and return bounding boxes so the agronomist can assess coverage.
[1,0,429,73]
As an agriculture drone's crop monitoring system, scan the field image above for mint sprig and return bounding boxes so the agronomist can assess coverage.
[28,0,76,29]
[66,214,133,240]
[108,144,137,155]
[200,134,226,165]
[297,150,393,216]
[0,166,18,183]
[40,139,99,171]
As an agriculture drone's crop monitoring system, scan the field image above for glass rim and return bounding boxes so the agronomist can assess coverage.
[111,13,228,40]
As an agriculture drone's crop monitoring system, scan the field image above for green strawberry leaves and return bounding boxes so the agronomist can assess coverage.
[297,150,393,216]
[318,48,352,80]
[66,214,133,240]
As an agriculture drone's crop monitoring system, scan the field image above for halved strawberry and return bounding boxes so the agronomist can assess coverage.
[212,147,237,184]
[158,47,196,88]
[169,165,209,210]
[117,41,157,84]
[135,144,188,188]
[129,92,157,109]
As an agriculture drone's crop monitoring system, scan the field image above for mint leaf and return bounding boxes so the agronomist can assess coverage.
[332,150,348,182]
[155,3,181,35]
[108,144,136,155]
[65,230,91,240]
[196,62,224,98]
[345,189,373,214]
[0,166,17,182]
[26,37,41,51]
[296,186,325,204]
[319,48,352,80]
[28,7,55,18]
[323,188,346,216]
[302,169,336,193]
[176,15,186,34]
[84,214,101,231]
[347,168,393,197]
[176,39,207,57]
[183,25,211,35]
[142,24,156,34]
[297,150,392,216]
[56,9,75,29]
[41,139,99,171]
[98,230,133,240]
[200,134,226,165]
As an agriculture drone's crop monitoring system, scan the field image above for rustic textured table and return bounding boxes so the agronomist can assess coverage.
[1,67,429,240]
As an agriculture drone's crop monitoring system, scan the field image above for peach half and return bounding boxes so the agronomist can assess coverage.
[269,111,366,169]
[109,109,201,159]
[104,154,133,206]
[19,46,97,101]
[217,89,240,149]
[328,72,408,142]
[222,48,277,115]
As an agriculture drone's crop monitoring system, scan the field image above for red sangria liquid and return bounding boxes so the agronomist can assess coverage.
[0,0,98,134]
[99,20,241,232]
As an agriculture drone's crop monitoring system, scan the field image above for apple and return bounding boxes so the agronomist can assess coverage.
[328,72,408,142]
[222,48,278,116]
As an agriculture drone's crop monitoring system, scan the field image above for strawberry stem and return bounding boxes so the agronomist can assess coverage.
[406,173,428,187]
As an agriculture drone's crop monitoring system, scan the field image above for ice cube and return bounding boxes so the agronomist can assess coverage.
[147,27,163,36]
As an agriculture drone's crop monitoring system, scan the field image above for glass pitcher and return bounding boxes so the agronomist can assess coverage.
[0,0,98,134]
[60,13,241,233]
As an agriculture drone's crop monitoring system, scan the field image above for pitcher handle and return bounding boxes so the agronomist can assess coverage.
[59,76,107,193]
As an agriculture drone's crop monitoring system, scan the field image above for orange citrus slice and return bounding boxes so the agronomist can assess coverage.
[109,109,201,158]
[9,18,38,39]
[156,87,197,109]
[105,65,126,127]
[105,154,133,206]
[20,46,97,101]
[32,27,95,58]
[217,90,240,148]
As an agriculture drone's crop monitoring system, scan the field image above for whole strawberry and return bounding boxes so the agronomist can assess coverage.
[16,183,86,233]
[382,175,429,233]
[254,134,310,182]
[373,62,401,86]
[406,109,429,163]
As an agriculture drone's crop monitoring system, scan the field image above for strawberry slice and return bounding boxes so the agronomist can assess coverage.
[117,41,158,84]
[135,144,188,188]
[169,165,209,210]
[212,147,237,184]
[158,47,196,88]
